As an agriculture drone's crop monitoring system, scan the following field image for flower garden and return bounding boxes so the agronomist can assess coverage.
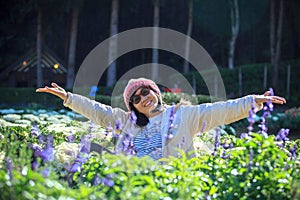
[0,96,300,199]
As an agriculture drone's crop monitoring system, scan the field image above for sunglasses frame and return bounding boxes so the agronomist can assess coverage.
[130,87,151,104]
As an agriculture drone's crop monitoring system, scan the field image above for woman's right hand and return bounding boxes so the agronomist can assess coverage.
[36,82,68,101]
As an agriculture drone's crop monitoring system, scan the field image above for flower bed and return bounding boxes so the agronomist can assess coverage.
[0,107,299,199]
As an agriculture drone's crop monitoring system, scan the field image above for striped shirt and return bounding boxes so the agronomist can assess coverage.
[134,114,163,160]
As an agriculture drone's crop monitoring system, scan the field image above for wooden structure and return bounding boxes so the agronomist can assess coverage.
[0,47,67,87]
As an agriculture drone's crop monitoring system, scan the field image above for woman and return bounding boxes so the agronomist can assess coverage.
[36,78,286,160]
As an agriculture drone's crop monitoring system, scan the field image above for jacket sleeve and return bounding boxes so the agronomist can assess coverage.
[180,95,262,136]
[63,92,128,127]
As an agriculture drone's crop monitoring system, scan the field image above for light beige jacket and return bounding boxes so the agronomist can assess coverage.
[64,93,261,158]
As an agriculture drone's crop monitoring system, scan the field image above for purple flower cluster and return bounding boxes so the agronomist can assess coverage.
[39,135,54,163]
[247,101,256,133]
[258,88,274,138]
[212,128,221,156]
[289,144,297,158]
[220,138,234,159]
[130,111,137,124]
[93,174,115,187]
[69,136,90,173]
[66,131,76,142]
[30,124,40,137]
[166,104,176,141]
[275,128,290,148]
[121,132,135,155]
[5,157,13,180]
[29,125,54,176]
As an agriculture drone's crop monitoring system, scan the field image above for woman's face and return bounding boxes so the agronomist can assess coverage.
[131,87,159,117]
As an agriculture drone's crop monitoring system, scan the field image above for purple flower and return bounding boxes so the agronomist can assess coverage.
[31,160,38,171]
[166,104,176,141]
[258,88,275,137]
[93,174,102,186]
[212,129,221,156]
[69,161,82,173]
[289,144,297,158]
[80,135,91,153]
[30,124,40,137]
[130,111,137,124]
[121,133,134,154]
[240,133,250,139]
[40,146,54,162]
[222,139,233,150]
[115,118,123,130]
[69,154,88,173]
[46,135,54,147]
[5,157,13,180]
[88,121,94,139]
[41,167,50,177]
[66,131,76,142]
[247,102,256,133]
[221,150,229,159]
[29,143,42,158]
[275,128,290,148]
[101,174,115,187]
[38,134,45,144]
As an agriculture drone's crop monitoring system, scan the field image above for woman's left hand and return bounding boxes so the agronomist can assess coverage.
[255,91,286,107]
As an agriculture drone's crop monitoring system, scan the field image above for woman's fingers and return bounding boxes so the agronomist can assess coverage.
[36,84,67,101]
[265,95,286,104]
[255,91,287,106]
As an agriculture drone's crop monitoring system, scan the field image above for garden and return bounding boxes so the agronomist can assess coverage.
[0,92,299,200]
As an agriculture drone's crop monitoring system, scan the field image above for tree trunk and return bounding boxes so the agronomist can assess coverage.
[107,0,119,87]
[152,0,159,80]
[272,0,284,89]
[228,0,239,70]
[36,4,43,87]
[270,0,275,66]
[183,0,193,73]
[66,2,79,89]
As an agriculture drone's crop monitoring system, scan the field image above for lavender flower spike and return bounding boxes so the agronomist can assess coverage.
[289,144,297,158]
[166,104,176,141]
[5,157,13,180]
[30,124,40,137]
[247,101,256,133]
[212,128,221,156]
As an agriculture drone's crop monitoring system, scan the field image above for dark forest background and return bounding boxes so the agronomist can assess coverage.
[0,0,299,92]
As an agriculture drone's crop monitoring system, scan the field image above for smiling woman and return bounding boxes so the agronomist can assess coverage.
[36,77,286,160]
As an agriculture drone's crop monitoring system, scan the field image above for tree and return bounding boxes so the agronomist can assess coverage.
[106,0,119,87]
[36,2,43,87]
[270,0,284,90]
[183,0,194,73]
[228,0,239,70]
[151,0,160,80]
[66,0,81,89]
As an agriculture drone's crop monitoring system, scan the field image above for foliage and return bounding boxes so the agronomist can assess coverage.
[178,61,300,106]
[0,117,299,199]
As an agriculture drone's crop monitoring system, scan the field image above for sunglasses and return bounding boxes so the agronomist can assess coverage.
[130,87,151,104]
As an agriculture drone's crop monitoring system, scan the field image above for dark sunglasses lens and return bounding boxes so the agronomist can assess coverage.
[132,95,141,104]
[141,88,150,96]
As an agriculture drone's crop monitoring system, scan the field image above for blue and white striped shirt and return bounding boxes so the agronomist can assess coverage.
[134,114,163,160]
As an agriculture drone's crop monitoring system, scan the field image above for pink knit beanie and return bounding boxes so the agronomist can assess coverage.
[123,78,162,111]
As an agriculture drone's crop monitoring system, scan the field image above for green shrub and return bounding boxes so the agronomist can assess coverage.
[0,119,299,199]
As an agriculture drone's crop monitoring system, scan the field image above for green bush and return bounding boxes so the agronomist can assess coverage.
[0,118,299,199]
